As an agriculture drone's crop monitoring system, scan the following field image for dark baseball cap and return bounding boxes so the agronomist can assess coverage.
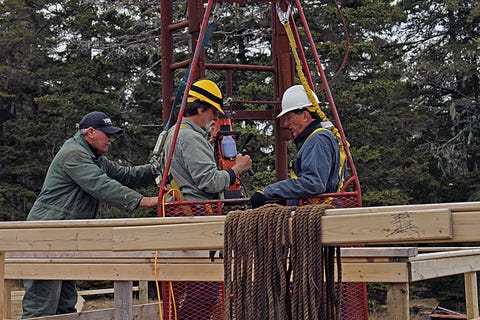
[78,111,123,135]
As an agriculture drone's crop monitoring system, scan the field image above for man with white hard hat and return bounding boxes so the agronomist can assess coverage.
[249,84,340,207]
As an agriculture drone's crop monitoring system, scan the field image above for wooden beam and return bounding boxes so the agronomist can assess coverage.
[410,254,480,281]
[112,222,225,251]
[25,303,159,320]
[4,260,411,283]
[409,249,480,261]
[0,227,114,251]
[464,271,479,319]
[321,208,452,244]
[338,262,410,283]
[326,201,480,215]
[138,281,148,305]
[0,208,464,253]
[0,216,224,229]
[0,251,5,320]
[4,279,11,319]
[114,281,132,320]
[387,283,409,320]
[340,247,418,258]
[5,262,224,281]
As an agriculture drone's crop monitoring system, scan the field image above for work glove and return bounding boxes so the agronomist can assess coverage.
[249,190,266,209]
[150,155,163,176]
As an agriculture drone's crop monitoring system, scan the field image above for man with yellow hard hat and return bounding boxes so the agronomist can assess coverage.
[164,79,252,319]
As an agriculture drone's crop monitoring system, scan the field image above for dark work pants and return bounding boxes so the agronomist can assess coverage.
[22,279,77,319]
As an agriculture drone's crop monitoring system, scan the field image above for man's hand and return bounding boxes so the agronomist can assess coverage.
[139,196,159,208]
[231,153,252,176]
[249,190,266,208]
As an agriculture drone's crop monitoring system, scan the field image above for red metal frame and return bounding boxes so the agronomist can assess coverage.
[158,0,361,206]
[158,1,365,318]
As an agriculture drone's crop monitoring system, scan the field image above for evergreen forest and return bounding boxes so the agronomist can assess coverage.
[0,0,479,314]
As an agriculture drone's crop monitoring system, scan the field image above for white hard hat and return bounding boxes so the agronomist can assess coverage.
[277,85,319,118]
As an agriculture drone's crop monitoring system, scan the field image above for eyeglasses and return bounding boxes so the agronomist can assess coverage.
[93,129,115,139]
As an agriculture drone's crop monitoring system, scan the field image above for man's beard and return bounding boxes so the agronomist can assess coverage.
[205,120,215,133]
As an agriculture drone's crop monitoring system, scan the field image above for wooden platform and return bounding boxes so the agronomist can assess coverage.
[1,201,480,319]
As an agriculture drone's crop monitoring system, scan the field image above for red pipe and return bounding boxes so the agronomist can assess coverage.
[158,0,216,215]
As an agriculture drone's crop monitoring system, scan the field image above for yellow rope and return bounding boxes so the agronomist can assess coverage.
[281,23,326,121]
[155,188,180,320]
[154,250,164,320]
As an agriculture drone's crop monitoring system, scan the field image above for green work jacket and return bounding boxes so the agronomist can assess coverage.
[28,132,154,221]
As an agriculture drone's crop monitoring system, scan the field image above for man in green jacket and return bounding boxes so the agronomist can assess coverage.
[22,111,159,319]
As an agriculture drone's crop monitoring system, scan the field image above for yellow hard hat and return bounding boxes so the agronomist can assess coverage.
[187,79,224,114]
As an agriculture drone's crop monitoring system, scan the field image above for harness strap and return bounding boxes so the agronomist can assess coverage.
[289,128,347,192]
[162,125,215,216]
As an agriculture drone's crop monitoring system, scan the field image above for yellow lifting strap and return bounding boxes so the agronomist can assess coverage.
[277,0,348,192]
[160,125,193,215]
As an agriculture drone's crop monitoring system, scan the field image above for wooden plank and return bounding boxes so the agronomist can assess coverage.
[6,250,210,259]
[417,246,480,253]
[387,283,410,320]
[409,249,480,261]
[410,255,480,281]
[138,281,148,305]
[0,227,114,251]
[4,260,409,283]
[464,272,479,319]
[114,209,452,250]
[4,279,11,319]
[25,302,159,320]
[341,247,418,258]
[321,209,452,244]
[112,222,225,251]
[0,216,224,229]
[449,212,480,243]
[0,208,469,253]
[326,201,480,215]
[0,251,5,320]
[6,257,214,264]
[114,281,132,320]
[12,287,141,301]
[339,262,409,283]
[5,262,224,281]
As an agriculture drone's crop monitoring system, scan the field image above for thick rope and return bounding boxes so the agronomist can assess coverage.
[224,204,342,320]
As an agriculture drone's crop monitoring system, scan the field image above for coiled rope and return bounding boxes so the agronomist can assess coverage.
[224,204,342,320]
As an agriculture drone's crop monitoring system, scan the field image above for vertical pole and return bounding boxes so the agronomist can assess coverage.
[139,281,149,305]
[4,279,11,319]
[188,0,205,79]
[0,251,4,320]
[271,1,294,181]
[387,283,409,320]
[114,281,133,320]
[465,271,479,319]
[160,0,174,125]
